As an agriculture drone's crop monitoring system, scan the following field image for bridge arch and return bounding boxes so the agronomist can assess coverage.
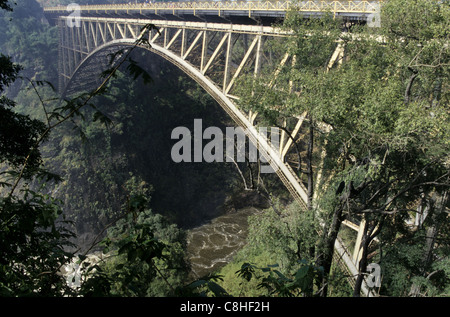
[62,38,309,205]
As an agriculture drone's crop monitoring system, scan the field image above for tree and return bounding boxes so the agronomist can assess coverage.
[0,0,162,295]
[0,55,47,177]
[235,0,449,297]
[78,191,190,297]
[0,26,75,297]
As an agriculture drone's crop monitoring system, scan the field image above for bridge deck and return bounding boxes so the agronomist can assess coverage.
[44,1,382,25]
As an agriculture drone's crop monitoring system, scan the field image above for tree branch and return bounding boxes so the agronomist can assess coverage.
[405,67,418,104]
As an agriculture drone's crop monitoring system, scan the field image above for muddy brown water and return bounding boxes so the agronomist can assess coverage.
[186,206,261,278]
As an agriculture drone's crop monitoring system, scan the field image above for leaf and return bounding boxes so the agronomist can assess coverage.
[140,23,159,33]
[126,58,153,85]
[207,281,230,297]
[190,279,209,289]
[236,262,255,282]
[127,248,137,262]
[118,241,134,255]
[100,67,117,79]
[34,168,63,183]
[0,181,11,187]
[295,266,310,280]
[92,111,112,127]
[273,270,291,282]
[34,80,56,92]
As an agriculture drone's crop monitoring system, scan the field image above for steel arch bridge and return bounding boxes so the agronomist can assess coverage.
[43,1,383,296]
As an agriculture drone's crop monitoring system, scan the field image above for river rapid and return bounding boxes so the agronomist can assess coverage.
[186,206,261,278]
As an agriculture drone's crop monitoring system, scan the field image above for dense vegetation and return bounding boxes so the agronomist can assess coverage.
[0,0,240,296]
[0,0,448,298]
[229,0,449,297]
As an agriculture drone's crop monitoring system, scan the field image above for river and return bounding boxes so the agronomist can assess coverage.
[186,206,261,278]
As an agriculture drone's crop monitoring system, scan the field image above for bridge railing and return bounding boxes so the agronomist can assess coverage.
[44,1,382,15]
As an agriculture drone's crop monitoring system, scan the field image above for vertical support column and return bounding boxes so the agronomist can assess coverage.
[353,219,366,267]
[181,27,186,58]
[279,54,298,159]
[223,32,233,93]
[83,20,90,53]
[68,23,77,77]
[75,22,83,67]
[333,1,337,20]
[254,34,262,76]
[99,22,106,44]
[107,22,115,42]
[64,21,71,78]
[166,29,182,50]
[94,21,99,47]
[279,118,287,156]
[76,22,83,53]
[163,27,168,48]
[201,30,208,73]
[249,35,262,125]
[58,18,65,94]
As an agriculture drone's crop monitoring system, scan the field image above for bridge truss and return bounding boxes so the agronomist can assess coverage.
[44,1,381,22]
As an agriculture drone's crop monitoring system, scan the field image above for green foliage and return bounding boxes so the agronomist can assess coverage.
[215,247,273,297]
[246,202,318,272]
[379,214,450,297]
[180,273,230,297]
[235,260,323,297]
[0,189,76,296]
[0,2,78,297]
[235,11,343,124]
[0,1,188,298]
[0,53,21,90]
[81,209,189,297]
[74,181,189,297]
[234,0,449,297]
[0,55,46,176]
[0,0,58,85]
